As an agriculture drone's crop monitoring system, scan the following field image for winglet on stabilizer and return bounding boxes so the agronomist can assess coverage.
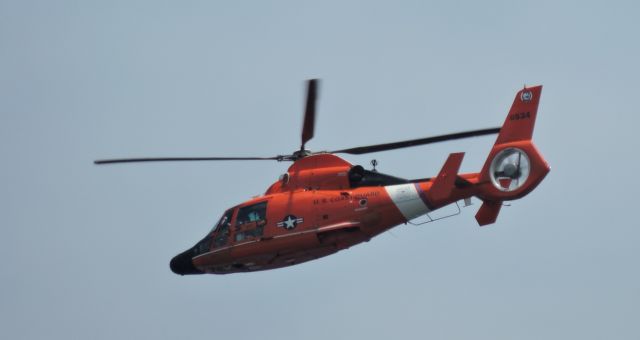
[475,200,502,226]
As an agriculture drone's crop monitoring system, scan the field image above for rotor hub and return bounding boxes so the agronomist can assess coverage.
[293,149,312,160]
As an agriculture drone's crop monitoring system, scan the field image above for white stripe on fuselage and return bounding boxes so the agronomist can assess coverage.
[384,184,430,221]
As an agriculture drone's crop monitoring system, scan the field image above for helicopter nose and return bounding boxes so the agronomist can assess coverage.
[170,251,203,275]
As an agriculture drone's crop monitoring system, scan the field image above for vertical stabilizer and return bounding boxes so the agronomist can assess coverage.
[475,85,549,226]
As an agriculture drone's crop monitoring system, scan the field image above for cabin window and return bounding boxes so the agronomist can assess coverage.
[235,201,267,241]
[236,201,267,225]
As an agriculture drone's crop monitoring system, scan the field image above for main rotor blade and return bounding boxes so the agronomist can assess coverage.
[301,79,318,150]
[94,156,280,165]
[330,127,501,155]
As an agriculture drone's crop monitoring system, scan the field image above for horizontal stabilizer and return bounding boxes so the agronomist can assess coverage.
[454,176,473,188]
[429,152,465,204]
[475,200,502,226]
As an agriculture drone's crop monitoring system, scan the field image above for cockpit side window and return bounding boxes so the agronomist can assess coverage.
[235,201,267,242]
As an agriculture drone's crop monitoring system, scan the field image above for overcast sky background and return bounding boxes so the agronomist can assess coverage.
[2,1,639,339]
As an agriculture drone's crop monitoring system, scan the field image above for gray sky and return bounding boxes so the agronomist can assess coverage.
[2,1,639,339]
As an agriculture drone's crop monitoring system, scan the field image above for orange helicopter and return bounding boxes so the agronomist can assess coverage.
[95,80,550,275]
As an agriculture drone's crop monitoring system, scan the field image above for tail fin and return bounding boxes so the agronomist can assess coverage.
[476,85,550,226]
[494,85,542,145]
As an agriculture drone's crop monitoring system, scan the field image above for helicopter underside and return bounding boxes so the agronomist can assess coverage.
[195,221,379,274]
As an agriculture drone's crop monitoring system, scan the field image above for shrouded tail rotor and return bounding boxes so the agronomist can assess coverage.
[490,148,531,192]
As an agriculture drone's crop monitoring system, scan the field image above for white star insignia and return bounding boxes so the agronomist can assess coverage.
[284,216,296,229]
[277,215,303,230]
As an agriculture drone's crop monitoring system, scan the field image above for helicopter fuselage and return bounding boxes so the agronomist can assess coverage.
[170,147,549,275]
[170,154,434,274]
[163,84,550,275]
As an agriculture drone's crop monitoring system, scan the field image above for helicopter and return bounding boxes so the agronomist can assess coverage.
[95,79,549,275]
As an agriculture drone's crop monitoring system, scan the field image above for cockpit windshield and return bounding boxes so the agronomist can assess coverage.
[190,209,234,258]
[211,209,233,233]
[212,209,233,248]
